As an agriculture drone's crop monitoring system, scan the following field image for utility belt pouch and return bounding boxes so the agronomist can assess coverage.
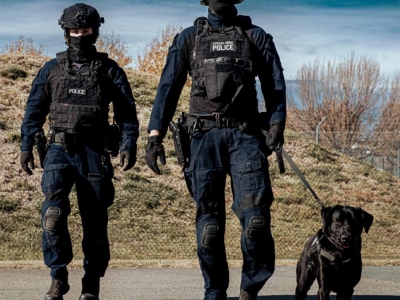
[169,112,190,166]
[105,118,121,157]
[52,131,72,153]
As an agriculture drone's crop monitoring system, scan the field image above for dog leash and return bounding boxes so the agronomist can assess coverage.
[281,149,325,209]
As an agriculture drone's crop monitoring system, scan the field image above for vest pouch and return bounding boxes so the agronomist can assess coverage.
[233,63,246,87]
[50,103,103,134]
[204,57,237,103]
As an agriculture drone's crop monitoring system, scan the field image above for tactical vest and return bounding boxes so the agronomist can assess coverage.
[190,17,256,116]
[50,51,111,136]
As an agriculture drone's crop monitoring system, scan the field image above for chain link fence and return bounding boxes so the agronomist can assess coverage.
[106,131,400,261]
[314,131,400,178]
[1,131,399,262]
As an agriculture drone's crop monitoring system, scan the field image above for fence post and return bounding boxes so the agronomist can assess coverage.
[316,116,327,144]
[398,148,400,178]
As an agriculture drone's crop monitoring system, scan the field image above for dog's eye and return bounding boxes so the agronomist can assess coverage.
[335,221,342,226]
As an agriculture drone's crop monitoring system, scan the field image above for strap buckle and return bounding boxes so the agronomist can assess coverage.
[213,113,224,128]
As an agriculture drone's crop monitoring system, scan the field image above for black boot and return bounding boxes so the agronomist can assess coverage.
[239,289,257,300]
[79,276,100,300]
[44,279,70,300]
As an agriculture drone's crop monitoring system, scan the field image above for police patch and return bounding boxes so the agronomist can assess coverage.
[210,40,236,52]
[68,88,86,95]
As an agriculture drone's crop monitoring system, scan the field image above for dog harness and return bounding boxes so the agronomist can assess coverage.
[308,234,352,265]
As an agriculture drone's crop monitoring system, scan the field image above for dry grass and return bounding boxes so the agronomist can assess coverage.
[0,53,399,266]
[136,23,183,76]
[1,37,45,56]
[96,31,133,67]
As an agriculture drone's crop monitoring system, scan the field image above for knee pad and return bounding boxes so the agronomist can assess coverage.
[245,216,266,241]
[43,206,63,232]
[200,222,221,248]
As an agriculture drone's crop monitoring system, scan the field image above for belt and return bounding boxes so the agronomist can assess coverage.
[51,132,103,146]
[188,113,243,129]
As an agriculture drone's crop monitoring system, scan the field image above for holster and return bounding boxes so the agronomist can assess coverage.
[104,123,121,157]
[169,112,191,166]
[35,129,48,168]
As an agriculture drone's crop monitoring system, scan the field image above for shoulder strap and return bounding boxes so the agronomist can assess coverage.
[194,17,208,35]
[56,51,69,70]
[95,52,108,61]
[56,51,68,63]
[235,15,252,28]
[233,15,255,43]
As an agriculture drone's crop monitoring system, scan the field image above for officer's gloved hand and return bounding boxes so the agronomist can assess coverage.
[120,147,137,171]
[146,135,166,175]
[20,151,35,175]
[266,124,284,151]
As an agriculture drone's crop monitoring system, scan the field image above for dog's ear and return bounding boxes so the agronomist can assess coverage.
[321,206,332,233]
[321,206,331,224]
[321,205,343,233]
[360,209,374,233]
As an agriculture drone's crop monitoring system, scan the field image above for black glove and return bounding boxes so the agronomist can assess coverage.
[266,124,284,151]
[120,147,137,171]
[146,135,166,174]
[20,151,34,175]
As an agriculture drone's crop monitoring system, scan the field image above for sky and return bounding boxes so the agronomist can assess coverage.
[0,0,399,79]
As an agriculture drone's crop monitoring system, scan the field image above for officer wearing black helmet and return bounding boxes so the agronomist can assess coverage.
[20,3,139,300]
[146,0,286,299]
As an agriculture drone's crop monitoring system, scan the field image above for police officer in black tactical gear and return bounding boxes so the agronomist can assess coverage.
[146,0,286,299]
[20,3,139,300]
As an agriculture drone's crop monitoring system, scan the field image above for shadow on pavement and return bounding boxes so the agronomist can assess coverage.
[228,296,400,300]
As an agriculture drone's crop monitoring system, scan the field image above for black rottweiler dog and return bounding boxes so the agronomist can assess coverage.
[295,205,373,300]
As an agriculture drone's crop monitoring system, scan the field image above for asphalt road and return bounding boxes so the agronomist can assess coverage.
[0,266,398,300]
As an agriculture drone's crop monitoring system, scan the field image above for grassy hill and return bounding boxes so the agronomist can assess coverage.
[0,54,399,266]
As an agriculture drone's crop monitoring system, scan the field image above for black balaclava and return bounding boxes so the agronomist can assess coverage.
[67,37,96,63]
[209,0,233,14]
[208,0,238,21]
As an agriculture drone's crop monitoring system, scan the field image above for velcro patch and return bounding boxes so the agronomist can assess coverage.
[210,40,236,52]
[68,88,86,95]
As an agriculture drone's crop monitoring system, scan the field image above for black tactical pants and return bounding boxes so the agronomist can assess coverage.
[41,143,114,281]
[184,128,275,300]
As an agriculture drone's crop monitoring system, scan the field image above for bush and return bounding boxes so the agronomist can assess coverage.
[1,36,44,56]
[96,31,132,67]
[6,132,21,144]
[136,23,183,76]
[0,197,20,213]
[0,67,27,80]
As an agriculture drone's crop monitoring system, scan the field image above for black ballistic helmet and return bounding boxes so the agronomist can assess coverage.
[200,0,243,16]
[59,3,104,45]
[200,0,244,5]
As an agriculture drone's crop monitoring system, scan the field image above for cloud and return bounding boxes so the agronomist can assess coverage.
[0,0,398,79]
[253,6,400,78]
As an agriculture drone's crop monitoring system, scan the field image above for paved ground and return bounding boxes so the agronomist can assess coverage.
[0,266,398,299]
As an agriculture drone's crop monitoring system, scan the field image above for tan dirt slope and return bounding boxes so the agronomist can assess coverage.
[0,54,399,266]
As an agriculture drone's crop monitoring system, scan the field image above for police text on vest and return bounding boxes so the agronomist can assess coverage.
[68,88,87,95]
[211,41,236,52]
